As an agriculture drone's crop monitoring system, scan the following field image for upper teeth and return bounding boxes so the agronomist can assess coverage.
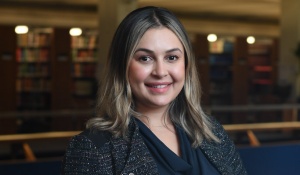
[152,85,167,88]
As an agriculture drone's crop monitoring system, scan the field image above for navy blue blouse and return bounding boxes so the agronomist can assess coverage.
[136,119,220,175]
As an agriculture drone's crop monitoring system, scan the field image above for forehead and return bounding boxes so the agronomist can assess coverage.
[135,27,183,50]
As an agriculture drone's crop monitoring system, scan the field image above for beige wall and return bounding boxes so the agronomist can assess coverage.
[279,0,300,98]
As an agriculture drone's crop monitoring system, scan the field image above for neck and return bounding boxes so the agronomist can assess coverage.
[137,115,172,127]
[135,105,172,127]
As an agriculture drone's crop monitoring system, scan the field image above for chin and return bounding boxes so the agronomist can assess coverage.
[150,100,173,108]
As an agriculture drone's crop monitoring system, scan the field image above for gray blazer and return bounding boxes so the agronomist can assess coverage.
[61,118,247,175]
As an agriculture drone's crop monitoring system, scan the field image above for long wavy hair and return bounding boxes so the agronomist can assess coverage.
[86,6,219,147]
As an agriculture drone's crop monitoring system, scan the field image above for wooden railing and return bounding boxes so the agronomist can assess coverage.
[208,104,300,146]
[2,121,300,161]
[0,131,81,161]
[0,104,300,160]
[223,121,300,146]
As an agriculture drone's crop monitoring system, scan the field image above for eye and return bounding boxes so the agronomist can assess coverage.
[139,56,152,62]
[166,55,178,61]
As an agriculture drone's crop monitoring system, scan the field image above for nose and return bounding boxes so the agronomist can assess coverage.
[152,59,168,78]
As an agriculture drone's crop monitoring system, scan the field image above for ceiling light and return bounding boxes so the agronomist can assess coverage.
[207,34,217,42]
[247,36,255,44]
[15,25,29,34]
[69,28,82,36]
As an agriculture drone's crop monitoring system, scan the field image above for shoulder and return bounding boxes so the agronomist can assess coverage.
[201,117,247,174]
[64,129,112,156]
[206,116,231,142]
[201,117,234,153]
[79,129,111,148]
[62,129,113,174]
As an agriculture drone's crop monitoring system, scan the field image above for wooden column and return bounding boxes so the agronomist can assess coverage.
[96,0,137,82]
[279,0,300,100]
[232,36,248,123]
[193,34,210,106]
[51,28,72,110]
[0,25,17,111]
[0,25,17,134]
[233,36,248,105]
[50,28,75,131]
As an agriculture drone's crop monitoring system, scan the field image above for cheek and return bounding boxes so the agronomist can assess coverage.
[128,62,148,85]
[171,63,185,82]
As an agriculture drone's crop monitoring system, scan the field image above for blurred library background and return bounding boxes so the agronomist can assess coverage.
[1,0,300,174]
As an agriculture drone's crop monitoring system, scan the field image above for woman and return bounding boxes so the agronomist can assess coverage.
[62,6,247,175]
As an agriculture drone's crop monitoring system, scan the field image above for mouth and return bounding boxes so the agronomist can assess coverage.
[145,83,172,88]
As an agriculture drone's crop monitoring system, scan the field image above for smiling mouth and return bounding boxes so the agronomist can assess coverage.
[145,83,171,88]
[150,85,168,88]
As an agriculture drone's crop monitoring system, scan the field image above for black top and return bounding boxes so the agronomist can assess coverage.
[136,119,221,175]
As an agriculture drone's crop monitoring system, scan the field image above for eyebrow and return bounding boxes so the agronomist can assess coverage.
[134,48,183,54]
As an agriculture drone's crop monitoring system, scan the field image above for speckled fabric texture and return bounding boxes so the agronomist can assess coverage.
[200,118,247,175]
[61,118,247,175]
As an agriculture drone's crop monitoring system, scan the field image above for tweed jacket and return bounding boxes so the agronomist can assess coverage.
[61,118,247,175]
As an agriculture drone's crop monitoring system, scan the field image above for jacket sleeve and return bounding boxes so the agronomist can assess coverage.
[61,134,113,175]
[201,118,248,175]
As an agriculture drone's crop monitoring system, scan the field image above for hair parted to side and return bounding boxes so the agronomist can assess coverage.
[86,6,219,147]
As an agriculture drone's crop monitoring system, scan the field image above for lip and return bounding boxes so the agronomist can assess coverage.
[145,82,172,93]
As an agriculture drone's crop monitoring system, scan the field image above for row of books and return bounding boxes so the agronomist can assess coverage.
[71,35,97,49]
[72,63,96,78]
[209,81,232,96]
[17,93,51,110]
[72,80,94,97]
[17,64,50,77]
[209,39,234,54]
[16,79,51,92]
[248,41,273,86]
[71,49,98,62]
[16,48,49,62]
[209,54,232,65]
[17,32,51,47]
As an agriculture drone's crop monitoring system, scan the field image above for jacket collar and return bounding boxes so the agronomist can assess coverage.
[110,118,159,174]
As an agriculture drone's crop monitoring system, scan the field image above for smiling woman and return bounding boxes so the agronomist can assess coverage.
[61,6,247,175]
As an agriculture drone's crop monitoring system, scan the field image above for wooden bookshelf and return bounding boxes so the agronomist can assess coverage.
[248,38,278,101]
[193,35,278,106]
[16,28,52,110]
[209,38,234,106]
[0,26,99,133]
[70,30,98,109]
[193,34,235,107]
[193,35,236,123]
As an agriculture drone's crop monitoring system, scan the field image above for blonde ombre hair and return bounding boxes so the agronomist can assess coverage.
[86,6,219,147]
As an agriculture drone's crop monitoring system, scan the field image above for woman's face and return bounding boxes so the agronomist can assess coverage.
[128,27,185,112]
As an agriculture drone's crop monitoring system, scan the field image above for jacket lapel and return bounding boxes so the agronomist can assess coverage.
[110,119,159,175]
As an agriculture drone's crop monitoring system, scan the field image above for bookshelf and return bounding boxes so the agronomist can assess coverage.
[209,38,234,106]
[193,34,235,123]
[47,27,98,111]
[193,35,234,106]
[248,39,276,99]
[194,35,250,123]
[16,28,52,110]
[0,26,99,133]
[70,30,98,109]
